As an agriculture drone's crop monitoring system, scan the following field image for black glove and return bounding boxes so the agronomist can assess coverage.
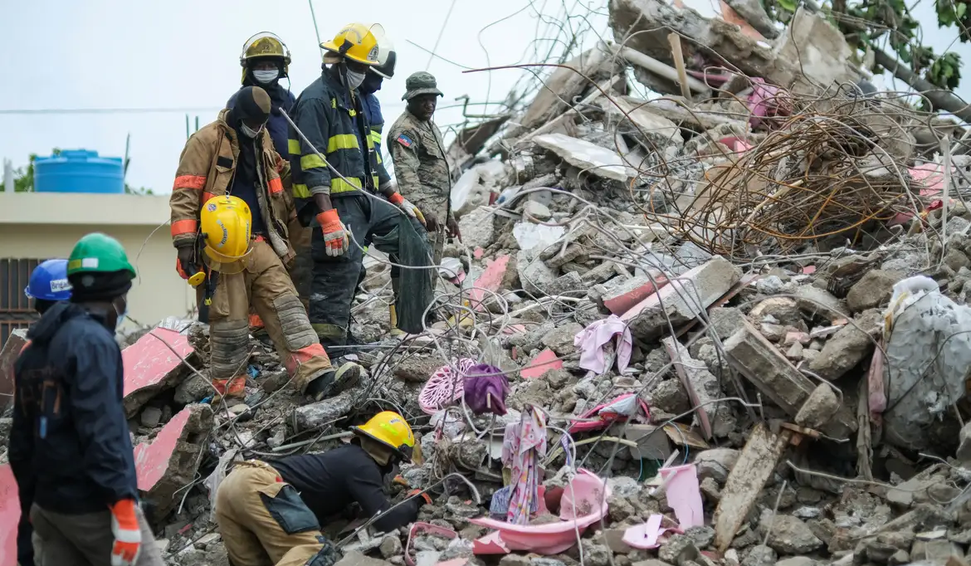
[176,244,197,280]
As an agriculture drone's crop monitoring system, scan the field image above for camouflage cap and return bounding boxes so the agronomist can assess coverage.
[402,71,443,101]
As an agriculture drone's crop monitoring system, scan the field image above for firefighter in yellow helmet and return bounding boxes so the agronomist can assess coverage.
[288,23,430,348]
[215,411,427,566]
[170,86,361,400]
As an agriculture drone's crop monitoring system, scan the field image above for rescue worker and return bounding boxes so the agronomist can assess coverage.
[388,72,460,267]
[229,32,313,315]
[215,411,428,566]
[356,25,406,332]
[170,86,360,399]
[288,23,427,348]
[10,233,163,566]
[16,259,72,566]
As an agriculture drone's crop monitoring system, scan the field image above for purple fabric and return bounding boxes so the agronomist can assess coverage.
[463,364,510,415]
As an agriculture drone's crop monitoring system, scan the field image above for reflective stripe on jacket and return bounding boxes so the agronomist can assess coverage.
[169,109,296,258]
[287,67,391,201]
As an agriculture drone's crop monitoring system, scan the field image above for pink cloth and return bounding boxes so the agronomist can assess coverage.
[574,315,632,374]
[503,406,547,525]
[661,465,704,528]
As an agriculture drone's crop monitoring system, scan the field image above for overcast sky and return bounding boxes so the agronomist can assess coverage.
[1,0,968,194]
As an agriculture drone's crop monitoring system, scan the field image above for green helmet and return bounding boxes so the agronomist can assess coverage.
[67,233,136,278]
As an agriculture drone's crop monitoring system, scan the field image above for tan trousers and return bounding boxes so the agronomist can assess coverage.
[206,239,332,395]
[215,461,329,566]
[286,220,313,313]
[30,503,164,566]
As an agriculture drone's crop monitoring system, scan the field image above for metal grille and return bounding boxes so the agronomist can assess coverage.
[0,258,41,349]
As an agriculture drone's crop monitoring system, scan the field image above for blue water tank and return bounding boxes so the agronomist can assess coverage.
[34,150,125,194]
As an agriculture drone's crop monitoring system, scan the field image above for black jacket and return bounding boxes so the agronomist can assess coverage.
[9,302,138,516]
[270,443,420,532]
[228,81,296,160]
[288,66,391,203]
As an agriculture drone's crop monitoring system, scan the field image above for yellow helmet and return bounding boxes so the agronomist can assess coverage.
[352,411,415,461]
[321,23,381,66]
[241,32,291,81]
[200,195,252,273]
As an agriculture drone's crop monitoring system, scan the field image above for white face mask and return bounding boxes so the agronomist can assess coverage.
[240,122,264,138]
[345,70,366,90]
[253,69,279,84]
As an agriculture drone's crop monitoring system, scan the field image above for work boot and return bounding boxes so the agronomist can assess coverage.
[389,304,405,337]
[305,361,363,401]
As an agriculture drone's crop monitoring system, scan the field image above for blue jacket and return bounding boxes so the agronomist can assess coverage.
[10,302,138,516]
[228,82,296,160]
[361,92,384,155]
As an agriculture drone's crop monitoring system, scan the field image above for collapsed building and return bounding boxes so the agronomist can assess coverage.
[5,0,971,565]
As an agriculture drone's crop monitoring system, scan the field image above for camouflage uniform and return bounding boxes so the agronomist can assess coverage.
[387,72,452,265]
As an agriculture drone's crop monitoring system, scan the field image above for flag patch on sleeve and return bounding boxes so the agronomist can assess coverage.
[396,134,413,148]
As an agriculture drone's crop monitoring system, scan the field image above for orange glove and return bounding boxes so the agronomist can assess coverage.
[109,499,142,566]
[407,489,432,506]
[316,209,349,257]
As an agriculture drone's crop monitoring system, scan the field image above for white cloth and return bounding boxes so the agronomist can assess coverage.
[574,315,632,374]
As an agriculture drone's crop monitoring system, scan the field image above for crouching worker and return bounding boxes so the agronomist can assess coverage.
[170,85,360,400]
[10,233,164,566]
[215,411,429,566]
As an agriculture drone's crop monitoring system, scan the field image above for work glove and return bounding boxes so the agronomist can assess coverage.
[407,489,433,506]
[109,499,142,566]
[317,209,350,257]
[388,192,427,227]
[175,244,197,280]
[446,215,462,241]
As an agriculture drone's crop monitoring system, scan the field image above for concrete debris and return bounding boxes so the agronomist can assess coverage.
[7,6,971,564]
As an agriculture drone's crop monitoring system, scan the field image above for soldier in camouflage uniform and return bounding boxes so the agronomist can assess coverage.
[387,72,460,266]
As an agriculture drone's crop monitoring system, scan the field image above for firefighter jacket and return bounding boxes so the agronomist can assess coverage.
[10,302,138,515]
[288,66,391,206]
[170,109,297,261]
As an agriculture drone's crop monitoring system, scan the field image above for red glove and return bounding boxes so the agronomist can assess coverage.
[407,489,432,506]
[317,209,349,257]
[109,499,142,566]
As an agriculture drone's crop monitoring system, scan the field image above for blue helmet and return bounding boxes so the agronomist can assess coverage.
[25,259,72,301]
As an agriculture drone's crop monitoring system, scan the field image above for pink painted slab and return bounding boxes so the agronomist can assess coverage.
[134,406,192,491]
[122,328,193,399]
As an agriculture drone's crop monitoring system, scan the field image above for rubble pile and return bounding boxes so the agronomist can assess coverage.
[8,1,971,565]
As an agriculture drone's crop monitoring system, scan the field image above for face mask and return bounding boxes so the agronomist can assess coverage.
[253,69,279,84]
[113,298,128,328]
[240,122,264,138]
[345,70,366,90]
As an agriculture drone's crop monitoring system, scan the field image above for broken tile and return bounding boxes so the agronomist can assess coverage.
[534,133,633,182]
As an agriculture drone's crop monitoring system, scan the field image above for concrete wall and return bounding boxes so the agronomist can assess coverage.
[0,193,193,331]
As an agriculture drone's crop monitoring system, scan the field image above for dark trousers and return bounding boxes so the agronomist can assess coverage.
[309,193,423,347]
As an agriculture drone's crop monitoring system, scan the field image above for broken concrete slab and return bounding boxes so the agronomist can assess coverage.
[624,424,674,460]
[773,7,864,89]
[724,319,856,438]
[523,200,553,222]
[595,274,669,316]
[541,322,583,356]
[134,404,213,518]
[459,206,497,250]
[605,96,684,148]
[808,310,881,380]
[0,328,27,408]
[335,551,394,566]
[713,423,790,552]
[846,269,903,313]
[663,337,735,439]
[533,133,633,182]
[513,222,566,252]
[795,286,849,320]
[694,448,740,484]
[452,161,508,219]
[521,349,564,379]
[122,327,195,417]
[707,307,746,340]
[294,391,356,430]
[517,249,558,297]
[469,255,512,310]
[795,384,840,430]
[622,257,742,341]
[758,513,823,554]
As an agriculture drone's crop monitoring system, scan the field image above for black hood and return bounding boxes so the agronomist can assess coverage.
[27,301,98,344]
[242,75,291,110]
